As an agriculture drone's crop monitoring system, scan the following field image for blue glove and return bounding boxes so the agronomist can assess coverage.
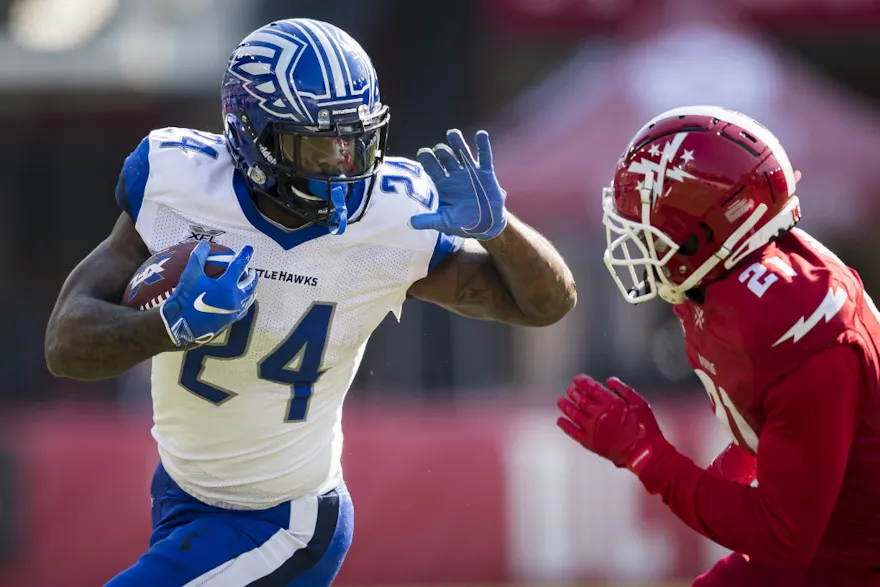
[409,129,508,240]
[160,242,258,348]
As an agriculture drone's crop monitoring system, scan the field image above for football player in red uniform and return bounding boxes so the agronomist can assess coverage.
[557,106,880,586]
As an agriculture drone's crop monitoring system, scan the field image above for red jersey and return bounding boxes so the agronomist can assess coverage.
[641,228,880,572]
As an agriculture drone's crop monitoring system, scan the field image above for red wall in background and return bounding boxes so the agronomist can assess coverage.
[0,396,722,587]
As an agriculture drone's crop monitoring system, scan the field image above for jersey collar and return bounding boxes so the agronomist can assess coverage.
[233,171,366,249]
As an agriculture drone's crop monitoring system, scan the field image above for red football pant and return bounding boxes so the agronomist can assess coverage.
[694,552,880,587]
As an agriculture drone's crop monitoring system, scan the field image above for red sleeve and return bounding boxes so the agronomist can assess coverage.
[708,442,757,485]
[639,344,863,568]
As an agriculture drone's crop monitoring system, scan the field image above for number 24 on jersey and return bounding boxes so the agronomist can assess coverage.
[180,302,334,423]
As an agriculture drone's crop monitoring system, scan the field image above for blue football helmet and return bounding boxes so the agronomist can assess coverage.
[221,19,390,233]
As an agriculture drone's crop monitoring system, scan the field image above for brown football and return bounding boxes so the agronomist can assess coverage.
[122,242,234,310]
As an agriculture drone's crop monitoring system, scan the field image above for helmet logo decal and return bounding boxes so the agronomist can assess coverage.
[228,30,311,122]
[287,19,371,103]
[228,21,374,123]
[628,132,697,201]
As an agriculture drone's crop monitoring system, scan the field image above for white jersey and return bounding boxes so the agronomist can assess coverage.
[116,127,460,509]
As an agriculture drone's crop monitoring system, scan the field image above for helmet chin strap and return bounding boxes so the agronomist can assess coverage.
[306,179,349,235]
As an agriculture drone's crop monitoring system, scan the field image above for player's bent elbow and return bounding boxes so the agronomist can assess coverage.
[44,324,102,381]
[44,334,71,379]
[525,285,577,327]
[556,285,578,320]
[44,334,81,380]
[45,350,107,381]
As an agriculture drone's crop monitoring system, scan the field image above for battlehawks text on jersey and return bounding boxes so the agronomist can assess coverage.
[115,127,462,510]
[675,227,880,567]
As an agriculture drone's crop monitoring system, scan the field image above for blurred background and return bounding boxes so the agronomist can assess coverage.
[1,0,880,585]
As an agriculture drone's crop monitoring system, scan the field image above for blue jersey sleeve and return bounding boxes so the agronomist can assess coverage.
[428,231,464,272]
[115,136,151,221]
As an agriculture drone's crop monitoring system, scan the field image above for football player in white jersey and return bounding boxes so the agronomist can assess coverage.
[45,18,576,587]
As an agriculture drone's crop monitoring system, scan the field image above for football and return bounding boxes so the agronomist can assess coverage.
[122,242,234,310]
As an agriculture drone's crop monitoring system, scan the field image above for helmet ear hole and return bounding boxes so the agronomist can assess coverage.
[678,233,700,257]
[699,222,714,245]
[679,223,714,256]
[679,233,700,256]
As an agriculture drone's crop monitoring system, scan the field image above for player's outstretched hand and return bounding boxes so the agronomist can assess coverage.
[557,375,672,475]
[160,241,258,348]
[409,129,508,240]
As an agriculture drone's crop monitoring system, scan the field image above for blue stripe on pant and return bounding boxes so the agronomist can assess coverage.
[105,463,353,587]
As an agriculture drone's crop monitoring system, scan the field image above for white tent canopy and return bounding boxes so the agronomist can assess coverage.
[491,5,880,233]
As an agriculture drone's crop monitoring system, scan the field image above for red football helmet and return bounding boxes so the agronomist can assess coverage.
[603,105,801,304]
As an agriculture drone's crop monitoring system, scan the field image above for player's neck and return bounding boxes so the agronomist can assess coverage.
[254,195,310,231]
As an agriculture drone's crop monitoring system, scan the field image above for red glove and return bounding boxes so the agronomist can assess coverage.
[557,375,672,474]
[708,442,757,486]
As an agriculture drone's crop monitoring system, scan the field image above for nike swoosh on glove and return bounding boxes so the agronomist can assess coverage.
[409,129,508,240]
[557,375,673,475]
[160,241,258,348]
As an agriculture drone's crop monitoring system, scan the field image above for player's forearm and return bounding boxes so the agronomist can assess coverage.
[481,214,576,326]
[640,450,817,568]
[639,346,861,569]
[45,297,175,380]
